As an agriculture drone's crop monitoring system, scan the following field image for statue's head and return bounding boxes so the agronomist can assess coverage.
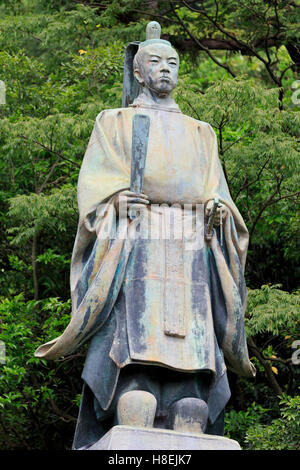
[133,22,179,97]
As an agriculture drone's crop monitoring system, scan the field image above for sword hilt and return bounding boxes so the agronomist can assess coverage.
[205,198,222,241]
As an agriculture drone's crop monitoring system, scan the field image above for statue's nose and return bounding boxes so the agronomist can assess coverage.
[160,60,170,72]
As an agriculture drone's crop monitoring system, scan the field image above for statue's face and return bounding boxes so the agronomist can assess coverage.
[134,44,179,96]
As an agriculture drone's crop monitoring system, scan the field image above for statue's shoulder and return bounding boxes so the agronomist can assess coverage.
[181,113,216,137]
[95,107,132,123]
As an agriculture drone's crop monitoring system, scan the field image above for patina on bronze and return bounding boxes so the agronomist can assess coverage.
[205,198,222,242]
[35,21,255,449]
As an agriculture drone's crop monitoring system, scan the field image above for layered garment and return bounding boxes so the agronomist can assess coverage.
[35,99,255,445]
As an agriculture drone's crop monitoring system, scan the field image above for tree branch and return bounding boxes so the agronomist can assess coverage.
[48,398,77,423]
[180,0,283,87]
[262,355,295,394]
[169,1,236,77]
[248,337,283,395]
[266,190,300,206]
[18,135,80,168]
[234,155,272,200]
[249,174,286,240]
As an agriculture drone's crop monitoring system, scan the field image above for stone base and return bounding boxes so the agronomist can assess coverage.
[85,425,241,450]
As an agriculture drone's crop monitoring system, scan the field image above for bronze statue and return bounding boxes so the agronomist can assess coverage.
[35,22,255,449]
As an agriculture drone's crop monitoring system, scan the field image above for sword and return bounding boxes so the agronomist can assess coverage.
[205,197,222,242]
[129,114,150,219]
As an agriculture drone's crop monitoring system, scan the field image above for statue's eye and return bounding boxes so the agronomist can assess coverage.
[150,59,159,63]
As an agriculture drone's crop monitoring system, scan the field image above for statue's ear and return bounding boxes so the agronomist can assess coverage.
[133,69,144,85]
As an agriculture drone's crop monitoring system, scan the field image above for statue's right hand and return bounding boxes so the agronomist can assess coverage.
[114,190,150,215]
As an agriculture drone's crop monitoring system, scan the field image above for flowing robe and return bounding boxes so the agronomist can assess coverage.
[35,102,255,443]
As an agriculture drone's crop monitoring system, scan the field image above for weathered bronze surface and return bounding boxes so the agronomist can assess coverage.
[35,21,255,449]
[130,114,150,194]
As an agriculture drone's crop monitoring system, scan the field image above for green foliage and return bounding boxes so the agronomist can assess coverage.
[225,402,270,447]
[245,395,300,450]
[246,285,300,337]
[225,394,300,450]
[245,285,300,400]
[0,293,85,450]
[177,73,300,289]
[8,185,77,245]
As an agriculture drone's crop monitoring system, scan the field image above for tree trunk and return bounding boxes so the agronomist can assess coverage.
[248,337,283,396]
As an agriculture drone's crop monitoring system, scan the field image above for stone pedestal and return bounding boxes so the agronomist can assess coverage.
[84,425,241,450]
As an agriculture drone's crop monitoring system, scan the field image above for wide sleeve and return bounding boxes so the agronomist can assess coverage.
[204,124,255,378]
[34,110,136,360]
[204,124,249,272]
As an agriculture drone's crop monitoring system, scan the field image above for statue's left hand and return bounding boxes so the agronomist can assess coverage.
[205,200,229,226]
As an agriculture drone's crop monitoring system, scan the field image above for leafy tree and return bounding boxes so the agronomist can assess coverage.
[0,293,85,450]
[175,76,300,289]
[245,394,300,450]
[246,285,299,397]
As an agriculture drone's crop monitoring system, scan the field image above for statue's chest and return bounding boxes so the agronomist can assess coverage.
[135,112,208,204]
